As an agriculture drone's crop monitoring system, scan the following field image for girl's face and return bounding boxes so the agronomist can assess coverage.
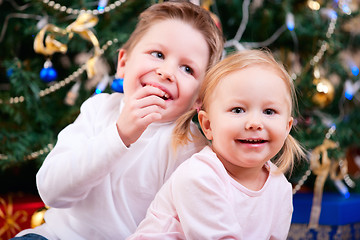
[117,19,209,123]
[199,66,293,175]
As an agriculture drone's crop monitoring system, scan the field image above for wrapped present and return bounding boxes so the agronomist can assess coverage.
[0,193,45,240]
[292,192,360,225]
[288,192,360,239]
[288,223,360,239]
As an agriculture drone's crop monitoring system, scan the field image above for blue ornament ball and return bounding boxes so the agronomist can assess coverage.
[6,68,14,78]
[111,78,124,93]
[40,67,58,83]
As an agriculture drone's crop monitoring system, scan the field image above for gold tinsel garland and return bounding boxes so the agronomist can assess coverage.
[0,195,27,239]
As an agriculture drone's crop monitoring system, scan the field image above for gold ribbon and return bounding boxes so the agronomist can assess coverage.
[201,0,213,10]
[34,13,100,78]
[33,24,68,56]
[308,139,338,229]
[0,195,28,239]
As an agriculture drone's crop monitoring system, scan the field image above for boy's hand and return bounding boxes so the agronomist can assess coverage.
[116,85,166,147]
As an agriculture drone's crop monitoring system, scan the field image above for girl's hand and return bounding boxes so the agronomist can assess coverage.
[116,85,166,147]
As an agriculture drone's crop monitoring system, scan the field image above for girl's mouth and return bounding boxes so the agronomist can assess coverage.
[238,139,267,144]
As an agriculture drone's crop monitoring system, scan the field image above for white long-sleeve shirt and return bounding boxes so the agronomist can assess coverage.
[128,146,293,240]
[16,93,207,240]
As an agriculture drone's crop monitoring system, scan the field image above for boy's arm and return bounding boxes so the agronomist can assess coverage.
[37,93,127,208]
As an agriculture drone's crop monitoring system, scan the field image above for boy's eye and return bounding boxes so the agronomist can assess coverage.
[231,107,244,114]
[264,109,275,115]
[180,65,194,75]
[151,51,164,59]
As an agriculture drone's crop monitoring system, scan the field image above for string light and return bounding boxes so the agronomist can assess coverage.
[339,0,352,15]
[351,66,359,76]
[0,144,54,161]
[292,168,312,194]
[94,74,111,95]
[286,13,295,31]
[97,0,109,12]
[41,0,127,16]
[347,59,360,76]
[344,80,360,100]
[325,124,336,139]
[307,0,321,11]
[334,179,350,198]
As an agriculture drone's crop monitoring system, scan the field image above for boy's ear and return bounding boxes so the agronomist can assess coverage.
[198,110,213,141]
[116,49,127,78]
[191,98,202,111]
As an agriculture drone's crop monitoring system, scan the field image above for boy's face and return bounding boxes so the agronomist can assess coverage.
[117,19,210,123]
[199,66,293,173]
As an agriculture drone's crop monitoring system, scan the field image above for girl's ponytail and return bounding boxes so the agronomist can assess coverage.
[171,108,198,152]
[275,135,306,176]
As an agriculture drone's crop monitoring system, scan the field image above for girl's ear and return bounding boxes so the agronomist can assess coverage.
[116,49,127,78]
[198,110,213,140]
[286,116,294,135]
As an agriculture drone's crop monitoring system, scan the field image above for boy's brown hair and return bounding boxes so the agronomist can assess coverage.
[121,1,224,71]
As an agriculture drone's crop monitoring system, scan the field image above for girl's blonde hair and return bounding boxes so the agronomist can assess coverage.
[121,1,224,71]
[173,49,305,174]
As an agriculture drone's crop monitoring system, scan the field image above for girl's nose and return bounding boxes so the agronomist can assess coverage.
[245,114,263,130]
[156,62,175,82]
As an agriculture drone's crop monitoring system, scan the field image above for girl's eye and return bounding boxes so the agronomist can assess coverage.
[231,107,244,114]
[150,51,164,59]
[180,65,194,75]
[264,109,276,115]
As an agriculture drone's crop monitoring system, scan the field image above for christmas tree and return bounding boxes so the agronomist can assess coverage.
[0,0,150,193]
[1,0,360,205]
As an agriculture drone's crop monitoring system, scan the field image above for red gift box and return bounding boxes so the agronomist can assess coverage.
[0,192,45,240]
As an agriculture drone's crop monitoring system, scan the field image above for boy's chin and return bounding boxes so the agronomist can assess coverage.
[160,109,191,124]
[155,115,175,124]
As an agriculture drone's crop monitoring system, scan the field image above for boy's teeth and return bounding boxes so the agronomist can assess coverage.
[156,88,169,100]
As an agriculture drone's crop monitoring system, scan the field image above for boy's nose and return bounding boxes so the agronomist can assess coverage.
[156,62,175,82]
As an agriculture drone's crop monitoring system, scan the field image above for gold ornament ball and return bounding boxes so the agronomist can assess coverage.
[31,206,49,228]
[312,78,335,108]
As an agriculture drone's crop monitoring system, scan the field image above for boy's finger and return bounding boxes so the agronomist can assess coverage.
[134,85,170,101]
[136,104,165,119]
[135,94,167,109]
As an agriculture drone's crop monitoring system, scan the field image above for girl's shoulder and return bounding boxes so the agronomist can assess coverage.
[267,162,292,194]
[173,146,228,184]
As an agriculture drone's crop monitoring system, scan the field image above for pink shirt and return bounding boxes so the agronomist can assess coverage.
[128,146,293,240]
